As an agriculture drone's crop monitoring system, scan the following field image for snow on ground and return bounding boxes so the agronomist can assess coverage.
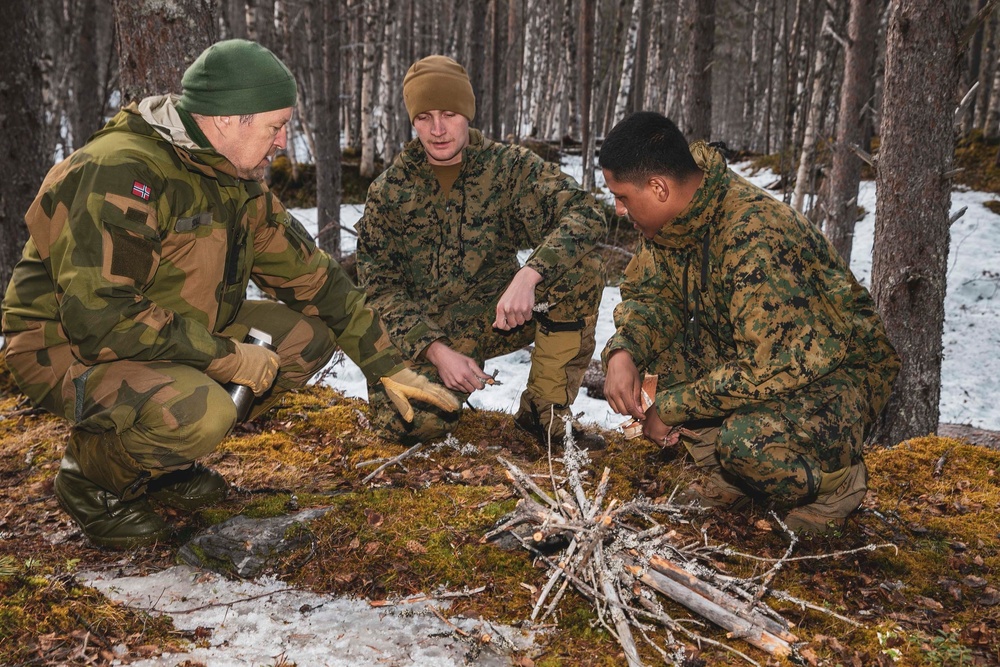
[81,566,534,667]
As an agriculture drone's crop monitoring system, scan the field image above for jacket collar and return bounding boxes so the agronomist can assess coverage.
[104,95,246,184]
[651,141,730,248]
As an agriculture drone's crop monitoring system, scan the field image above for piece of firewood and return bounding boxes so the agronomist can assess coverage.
[626,563,794,658]
[647,555,798,644]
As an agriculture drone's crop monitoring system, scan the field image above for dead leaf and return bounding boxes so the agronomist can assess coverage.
[913,595,944,610]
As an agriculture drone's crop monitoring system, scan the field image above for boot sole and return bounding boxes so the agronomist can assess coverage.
[148,487,228,512]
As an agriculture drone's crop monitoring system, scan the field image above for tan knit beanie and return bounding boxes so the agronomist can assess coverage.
[402,55,476,122]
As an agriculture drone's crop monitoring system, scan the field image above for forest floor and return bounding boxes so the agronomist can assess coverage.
[2,364,999,666]
[3,139,1000,666]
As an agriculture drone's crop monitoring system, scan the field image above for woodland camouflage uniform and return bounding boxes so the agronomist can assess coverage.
[357,129,607,442]
[1,95,409,545]
[603,142,899,527]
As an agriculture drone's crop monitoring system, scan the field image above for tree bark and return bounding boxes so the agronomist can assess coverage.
[113,0,216,103]
[311,0,341,255]
[359,0,381,179]
[681,0,717,140]
[870,0,966,445]
[579,0,596,191]
[824,0,880,264]
[0,1,48,291]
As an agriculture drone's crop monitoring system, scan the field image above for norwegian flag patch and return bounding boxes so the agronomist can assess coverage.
[131,180,151,201]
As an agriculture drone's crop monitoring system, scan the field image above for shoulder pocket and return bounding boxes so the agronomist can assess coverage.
[100,199,159,286]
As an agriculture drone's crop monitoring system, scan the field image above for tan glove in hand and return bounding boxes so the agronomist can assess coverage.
[380,368,461,423]
[231,342,280,396]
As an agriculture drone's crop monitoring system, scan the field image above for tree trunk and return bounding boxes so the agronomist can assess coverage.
[0,1,48,291]
[579,0,596,191]
[870,0,966,445]
[682,0,716,140]
[824,0,880,264]
[792,3,839,214]
[612,0,642,126]
[113,0,216,103]
[311,0,341,255]
[359,0,381,179]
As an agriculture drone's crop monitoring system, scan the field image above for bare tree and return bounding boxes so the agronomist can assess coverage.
[310,0,342,255]
[869,0,966,445]
[824,0,882,263]
[579,0,597,191]
[792,2,840,213]
[113,0,216,102]
[0,1,49,290]
[681,0,717,140]
[358,0,382,179]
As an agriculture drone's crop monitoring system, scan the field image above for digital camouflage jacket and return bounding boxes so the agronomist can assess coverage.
[603,142,898,424]
[1,95,403,384]
[356,129,607,361]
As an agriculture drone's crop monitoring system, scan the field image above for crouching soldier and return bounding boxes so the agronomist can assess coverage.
[600,112,900,533]
[356,55,608,448]
[1,40,457,548]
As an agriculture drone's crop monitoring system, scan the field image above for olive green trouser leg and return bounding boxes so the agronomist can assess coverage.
[516,317,597,436]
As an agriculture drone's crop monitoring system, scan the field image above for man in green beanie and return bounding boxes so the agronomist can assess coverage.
[356,55,608,449]
[1,39,458,549]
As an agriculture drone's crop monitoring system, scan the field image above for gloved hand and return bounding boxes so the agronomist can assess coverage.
[380,368,461,423]
[231,341,280,396]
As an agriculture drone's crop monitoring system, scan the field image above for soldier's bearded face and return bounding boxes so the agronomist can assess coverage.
[217,107,293,180]
[603,170,667,239]
[412,110,470,166]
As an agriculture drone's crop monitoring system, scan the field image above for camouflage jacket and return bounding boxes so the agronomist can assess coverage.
[1,95,403,383]
[356,129,607,361]
[603,142,897,423]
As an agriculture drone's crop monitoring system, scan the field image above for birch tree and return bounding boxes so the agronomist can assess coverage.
[792,2,839,213]
[870,0,966,445]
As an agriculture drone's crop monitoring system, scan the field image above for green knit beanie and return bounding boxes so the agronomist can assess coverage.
[178,39,297,115]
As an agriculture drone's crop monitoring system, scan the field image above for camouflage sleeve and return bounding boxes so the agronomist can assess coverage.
[39,159,235,371]
[654,219,854,423]
[250,191,406,382]
[512,152,608,282]
[601,243,680,371]
[355,182,450,361]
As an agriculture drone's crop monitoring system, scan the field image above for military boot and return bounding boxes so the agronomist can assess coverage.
[783,460,868,534]
[514,400,606,450]
[673,466,751,509]
[515,323,605,450]
[54,447,169,549]
[147,463,229,511]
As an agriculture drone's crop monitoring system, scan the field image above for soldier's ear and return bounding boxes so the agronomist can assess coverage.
[648,176,670,202]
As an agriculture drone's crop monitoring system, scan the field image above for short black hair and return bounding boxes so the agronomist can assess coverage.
[599,112,700,184]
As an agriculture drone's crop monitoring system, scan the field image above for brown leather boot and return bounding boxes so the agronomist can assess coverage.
[783,461,869,534]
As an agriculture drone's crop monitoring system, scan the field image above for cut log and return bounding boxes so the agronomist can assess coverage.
[626,562,794,658]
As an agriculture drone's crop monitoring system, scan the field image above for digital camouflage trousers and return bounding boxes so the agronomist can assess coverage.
[369,251,605,443]
[667,337,899,503]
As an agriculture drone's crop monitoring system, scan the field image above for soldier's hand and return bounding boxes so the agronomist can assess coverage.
[494,266,543,330]
[231,342,280,396]
[604,350,644,419]
[642,408,679,447]
[424,341,494,393]
[380,367,461,423]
